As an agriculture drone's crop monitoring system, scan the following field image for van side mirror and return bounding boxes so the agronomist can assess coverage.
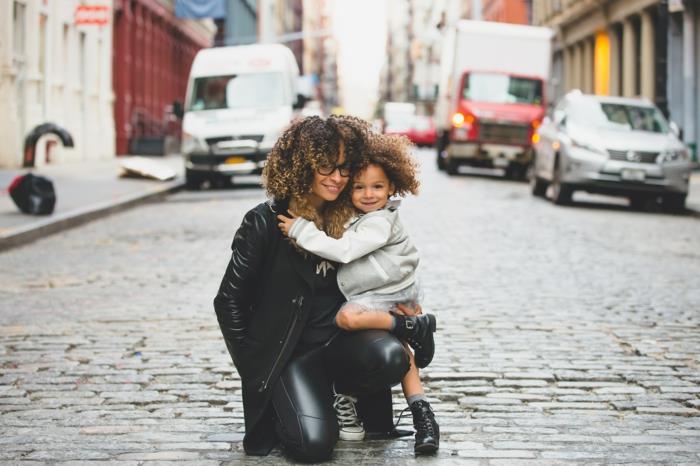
[172,100,184,119]
[294,94,309,110]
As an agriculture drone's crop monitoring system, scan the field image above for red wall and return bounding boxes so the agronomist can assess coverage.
[482,0,530,25]
[113,0,212,155]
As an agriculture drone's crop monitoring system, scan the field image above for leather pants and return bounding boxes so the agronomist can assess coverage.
[271,329,410,463]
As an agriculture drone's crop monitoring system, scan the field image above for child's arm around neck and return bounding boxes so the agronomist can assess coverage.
[288,210,394,264]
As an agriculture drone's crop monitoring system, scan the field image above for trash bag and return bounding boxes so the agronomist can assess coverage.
[8,173,56,215]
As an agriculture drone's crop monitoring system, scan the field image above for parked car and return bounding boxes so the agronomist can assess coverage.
[531,91,693,212]
[384,115,413,139]
[407,115,437,147]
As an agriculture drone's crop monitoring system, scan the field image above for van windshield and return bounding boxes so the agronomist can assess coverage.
[462,72,542,105]
[189,72,286,111]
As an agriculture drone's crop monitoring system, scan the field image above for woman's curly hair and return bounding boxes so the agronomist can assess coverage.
[263,115,371,237]
[363,133,420,197]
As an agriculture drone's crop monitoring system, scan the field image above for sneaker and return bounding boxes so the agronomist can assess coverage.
[391,313,437,368]
[410,399,439,454]
[333,387,365,441]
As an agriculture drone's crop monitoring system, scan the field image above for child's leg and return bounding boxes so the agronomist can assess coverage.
[401,343,439,454]
[401,343,425,402]
[335,303,394,331]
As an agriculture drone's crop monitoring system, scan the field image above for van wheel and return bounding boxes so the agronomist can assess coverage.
[629,195,648,210]
[662,193,686,213]
[185,170,203,190]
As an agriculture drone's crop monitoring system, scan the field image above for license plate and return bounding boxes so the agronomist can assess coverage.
[225,157,247,165]
[493,158,509,168]
[621,168,645,181]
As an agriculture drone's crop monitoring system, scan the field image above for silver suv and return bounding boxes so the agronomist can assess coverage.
[531,91,693,212]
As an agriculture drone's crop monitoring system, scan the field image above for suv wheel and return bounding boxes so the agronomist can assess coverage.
[550,161,572,205]
[530,172,548,197]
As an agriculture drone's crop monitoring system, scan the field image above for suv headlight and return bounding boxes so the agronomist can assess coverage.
[182,132,208,154]
[659,148,690,163]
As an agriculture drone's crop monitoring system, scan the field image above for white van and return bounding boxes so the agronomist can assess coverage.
[181,44,304,188]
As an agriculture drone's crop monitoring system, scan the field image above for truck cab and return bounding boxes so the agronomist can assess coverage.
[182,44,304,188]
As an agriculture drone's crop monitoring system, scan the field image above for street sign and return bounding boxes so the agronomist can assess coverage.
[75,5,110,26]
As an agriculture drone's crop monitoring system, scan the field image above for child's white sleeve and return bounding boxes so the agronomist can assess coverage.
[288,216,392,264]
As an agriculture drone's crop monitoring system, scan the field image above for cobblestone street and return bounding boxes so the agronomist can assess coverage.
[1,148,699,465]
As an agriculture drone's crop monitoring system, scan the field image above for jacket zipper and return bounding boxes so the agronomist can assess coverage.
[258,295,304,393]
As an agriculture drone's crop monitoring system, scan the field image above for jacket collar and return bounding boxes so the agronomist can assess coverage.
[267,198,289,216]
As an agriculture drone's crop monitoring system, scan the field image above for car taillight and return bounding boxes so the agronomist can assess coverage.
[451,112,477,141]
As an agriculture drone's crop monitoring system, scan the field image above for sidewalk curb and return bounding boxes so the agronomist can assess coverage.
[0,179,184,253]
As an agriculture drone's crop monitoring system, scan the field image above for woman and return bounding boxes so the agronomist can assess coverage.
[214,115,421,462]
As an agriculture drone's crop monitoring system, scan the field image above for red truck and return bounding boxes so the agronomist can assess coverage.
[434,20,553,178]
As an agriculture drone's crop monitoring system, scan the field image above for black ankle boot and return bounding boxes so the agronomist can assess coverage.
[391,314,436,368]
[410,399,439,454]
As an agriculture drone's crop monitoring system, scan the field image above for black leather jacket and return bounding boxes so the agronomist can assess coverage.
[214,200,317,454]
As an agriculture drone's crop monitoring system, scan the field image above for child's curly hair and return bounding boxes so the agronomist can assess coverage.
[263,115,371,237]
[364,133,420,197]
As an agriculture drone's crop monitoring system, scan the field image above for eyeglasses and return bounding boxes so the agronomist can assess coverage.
[317,161,351,177]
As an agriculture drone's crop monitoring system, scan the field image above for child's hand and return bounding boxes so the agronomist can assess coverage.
[395,303,422,316]
[277,211,298,236]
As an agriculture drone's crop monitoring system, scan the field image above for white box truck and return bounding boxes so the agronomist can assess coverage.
[181,44,305,188]
[434,20,553,177]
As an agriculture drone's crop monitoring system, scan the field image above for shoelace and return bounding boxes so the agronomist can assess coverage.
[393,406,411,429]
[333,394,362,428]
[414,406,436,436]
[396,403,435,435]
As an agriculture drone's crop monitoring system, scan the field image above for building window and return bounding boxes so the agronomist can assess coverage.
[79,31,87,92]
[12,1,26,62]
[63,24,70,83]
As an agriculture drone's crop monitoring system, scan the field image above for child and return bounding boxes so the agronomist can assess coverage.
[277,134,439,454]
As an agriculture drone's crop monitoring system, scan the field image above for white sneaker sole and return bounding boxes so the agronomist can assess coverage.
[339,430,365,441]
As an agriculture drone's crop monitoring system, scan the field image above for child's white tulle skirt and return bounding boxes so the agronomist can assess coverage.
[340,281,423,314]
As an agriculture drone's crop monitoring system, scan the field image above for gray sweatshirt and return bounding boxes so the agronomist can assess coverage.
[287,203,419,299]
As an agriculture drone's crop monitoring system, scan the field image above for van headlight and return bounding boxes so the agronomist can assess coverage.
[259,132,280,151]
[182,132,208,154]
[659,148,690,163]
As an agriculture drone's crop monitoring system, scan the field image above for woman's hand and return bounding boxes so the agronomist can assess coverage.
[277,211,298,236]
[394,303,422,317]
